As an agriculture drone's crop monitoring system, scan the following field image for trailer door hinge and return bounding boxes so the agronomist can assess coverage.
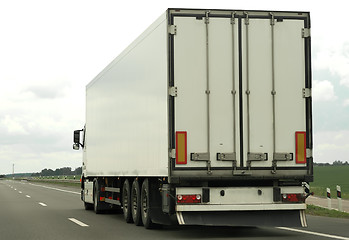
[306,148,312,158]
[248,152,268,161]
[169,149,176,158]
[169,86,177,97]
[217,152,236,161]
[168,25,177,35]
[302,28,311,38]
[205,11,210,24]
[191,152,209,161]
[303,88,311,98]
[273,152,293,161]
[244,12,249,25]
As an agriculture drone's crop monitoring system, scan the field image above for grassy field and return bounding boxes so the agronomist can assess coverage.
[30,178,80,187]
[307,204,349,219]
[310,165,349,199]
[32,175,79,180]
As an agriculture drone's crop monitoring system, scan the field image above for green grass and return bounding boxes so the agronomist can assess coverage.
[12,177,81,188]
[306,204,349,219]
[310,165,349,200]
[33,175,79,180]
[29,179,80,188]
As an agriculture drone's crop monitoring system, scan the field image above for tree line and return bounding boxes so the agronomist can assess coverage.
[314,160,349,166]
[31,167,82,177]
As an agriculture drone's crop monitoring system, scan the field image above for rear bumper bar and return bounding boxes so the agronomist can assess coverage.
[176,203,306,211]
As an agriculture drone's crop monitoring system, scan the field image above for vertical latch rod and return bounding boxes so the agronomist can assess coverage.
[205,9,211,175]
[205,11,210,24]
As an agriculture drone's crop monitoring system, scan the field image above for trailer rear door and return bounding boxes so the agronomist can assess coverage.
[170,11,311,176]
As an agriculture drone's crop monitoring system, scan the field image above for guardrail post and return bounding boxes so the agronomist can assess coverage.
[327,188,331,209]
[337,185,343,212]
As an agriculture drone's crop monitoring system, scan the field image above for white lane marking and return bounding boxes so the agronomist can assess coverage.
[29,183,80,195]
[38,202,47,207]
[277,227,349,240]
[14,188,17,191]
[26,195,31,198]
[68,218,89,227]
[19,191,22,194]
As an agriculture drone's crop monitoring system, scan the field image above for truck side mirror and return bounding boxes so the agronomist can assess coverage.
[74,130,81,144]
[73,129,83,150]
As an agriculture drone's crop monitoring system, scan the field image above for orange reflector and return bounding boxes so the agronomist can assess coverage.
[99,197,105,202]
[176,131,187,164]
[295,131,306,164]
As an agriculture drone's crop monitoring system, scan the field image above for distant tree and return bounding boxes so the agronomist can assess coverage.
[41,168,54,176]
[31,172,40,177]
[333,160,346,166]
[315,161,349,166]
[54,167,71,176]
[314,162,330,166]
[73,167,82,175]
[36,166,82,176]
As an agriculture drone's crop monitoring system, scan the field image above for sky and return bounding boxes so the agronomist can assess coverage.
[0,0,348,174]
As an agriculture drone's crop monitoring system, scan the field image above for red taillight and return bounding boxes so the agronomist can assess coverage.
[177,194,201,204]
[282,194,304,203]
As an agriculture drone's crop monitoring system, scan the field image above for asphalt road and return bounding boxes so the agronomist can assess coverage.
[1,179,349,240]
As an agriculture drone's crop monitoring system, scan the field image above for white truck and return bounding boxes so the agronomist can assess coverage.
[73,8,313,228]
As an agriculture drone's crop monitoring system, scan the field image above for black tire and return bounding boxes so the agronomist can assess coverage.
[122,179,133,223]
[141,178,155,229]
[93,180,102,214]
[131,179,143,226]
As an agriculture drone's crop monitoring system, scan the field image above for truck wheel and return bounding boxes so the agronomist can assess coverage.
[93,180,102,214]
[141,178,155,229]
[131,179,143,226]
[122,179,133,223]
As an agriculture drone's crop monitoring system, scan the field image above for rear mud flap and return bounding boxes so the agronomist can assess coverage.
[177,210,307,227]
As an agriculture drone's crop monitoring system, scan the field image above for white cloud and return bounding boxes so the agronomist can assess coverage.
[314,130,349,163]
[343,99,349,107]
[313,41,349,88]
[0,115,29,135]
[312,80,337,102]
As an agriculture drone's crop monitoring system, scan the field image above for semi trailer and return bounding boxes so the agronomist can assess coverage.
[73,8,313,228]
